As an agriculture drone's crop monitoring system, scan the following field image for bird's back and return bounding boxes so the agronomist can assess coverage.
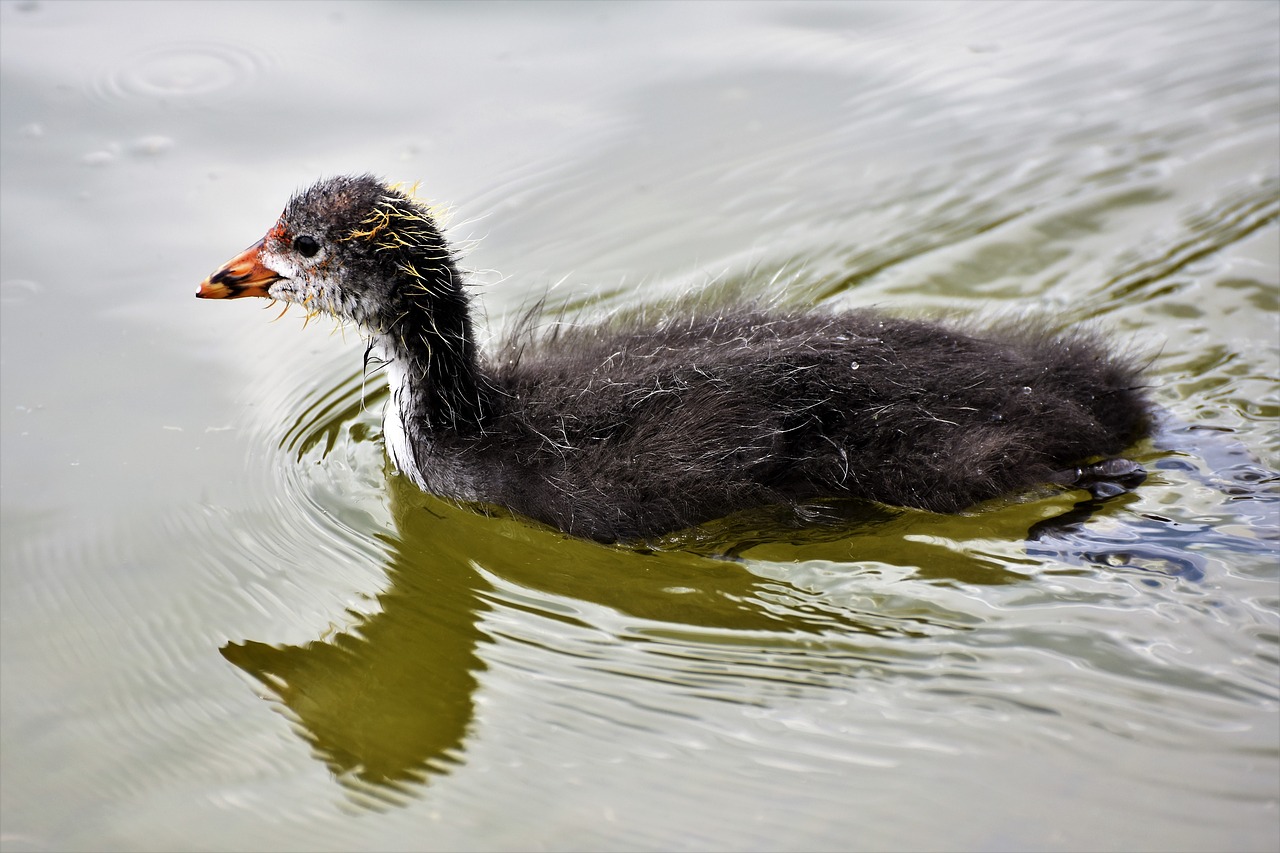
[471,310,1149,541]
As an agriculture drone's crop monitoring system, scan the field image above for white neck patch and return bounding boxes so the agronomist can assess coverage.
[379,349,427,489]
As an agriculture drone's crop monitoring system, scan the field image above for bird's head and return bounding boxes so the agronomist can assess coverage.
[197,174,459,333]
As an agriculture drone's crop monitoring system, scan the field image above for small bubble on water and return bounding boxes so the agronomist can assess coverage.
[129,135,175,157]
[0,279,43,305]
[81,150,116,167]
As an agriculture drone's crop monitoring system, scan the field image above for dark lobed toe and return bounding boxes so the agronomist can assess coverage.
[1055,457,1147,499]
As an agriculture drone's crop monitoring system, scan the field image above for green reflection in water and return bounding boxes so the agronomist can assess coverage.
[221,461,1117,806]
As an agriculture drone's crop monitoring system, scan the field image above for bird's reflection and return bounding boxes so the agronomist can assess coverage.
[220,478,837,804]
[220,474,1142,806]
[220,490,490,803]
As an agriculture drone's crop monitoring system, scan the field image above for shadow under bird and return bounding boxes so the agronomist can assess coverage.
[197,174,1151,542]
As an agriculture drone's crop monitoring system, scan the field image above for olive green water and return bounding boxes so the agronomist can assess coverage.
[1,1,1277,851]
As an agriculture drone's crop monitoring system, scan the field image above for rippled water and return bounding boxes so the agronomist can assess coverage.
[1,1,1277,851]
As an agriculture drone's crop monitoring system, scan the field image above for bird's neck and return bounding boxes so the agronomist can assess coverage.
[375,278,496,440]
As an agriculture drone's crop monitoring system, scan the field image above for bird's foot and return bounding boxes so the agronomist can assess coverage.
[1055,458,1147,500]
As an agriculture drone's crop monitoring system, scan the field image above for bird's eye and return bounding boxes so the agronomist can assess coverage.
[293,235,320,258]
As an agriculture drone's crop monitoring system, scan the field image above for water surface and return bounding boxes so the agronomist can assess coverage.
[1,1,1277,851]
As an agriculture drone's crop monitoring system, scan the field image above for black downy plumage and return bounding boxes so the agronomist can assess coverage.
[198,174,1151,542]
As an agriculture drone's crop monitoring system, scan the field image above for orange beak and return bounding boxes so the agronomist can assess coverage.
[196,239,283,299]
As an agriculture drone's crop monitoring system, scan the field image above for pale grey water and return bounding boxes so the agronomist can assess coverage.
[1,1,1278,851]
